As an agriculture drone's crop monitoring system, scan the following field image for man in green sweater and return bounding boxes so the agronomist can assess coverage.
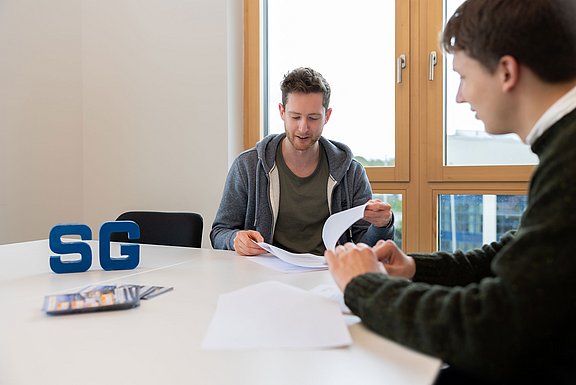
[325,0,576,384]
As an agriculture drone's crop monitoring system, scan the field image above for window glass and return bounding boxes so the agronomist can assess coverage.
[266,0,396,166]
[372,193,402,247]
[443,0,538,166]
[438,194,528,252]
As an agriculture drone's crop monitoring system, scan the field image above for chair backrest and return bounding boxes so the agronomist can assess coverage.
[110,211,203,248]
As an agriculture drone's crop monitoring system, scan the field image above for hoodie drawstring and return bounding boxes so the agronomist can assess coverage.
[343,176,354,242]
[254,161,260,228]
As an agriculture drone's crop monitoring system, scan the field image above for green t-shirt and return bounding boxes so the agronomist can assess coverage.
[273,143,330,255]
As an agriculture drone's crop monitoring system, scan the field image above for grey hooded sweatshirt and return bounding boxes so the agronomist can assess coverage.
[210,134,394,251]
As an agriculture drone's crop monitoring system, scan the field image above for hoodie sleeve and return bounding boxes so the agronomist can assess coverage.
[209,158,250,250]
[348,161,395,245]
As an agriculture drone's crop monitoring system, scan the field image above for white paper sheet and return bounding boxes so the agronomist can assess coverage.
[256,242,328,268]
[310,284,352,314]
[322,202,368,250]
[201,281,352,350]
[254,202,368,269]
[247,255,326,273]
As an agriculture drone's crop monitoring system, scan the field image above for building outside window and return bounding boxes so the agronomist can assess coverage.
[439,195,528,252]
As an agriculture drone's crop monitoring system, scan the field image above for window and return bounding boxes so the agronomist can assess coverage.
[372,193,403,247]
[438,194,528,252]
[443,0,538,167]
[265,0,397,166]
[244,0,533,252]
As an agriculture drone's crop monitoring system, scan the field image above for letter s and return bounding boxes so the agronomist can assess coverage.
[49,224,93,274]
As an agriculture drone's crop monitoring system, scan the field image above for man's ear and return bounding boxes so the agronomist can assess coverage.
[325,107,333,124]
[499,55,520,92]
[278,103,285,120]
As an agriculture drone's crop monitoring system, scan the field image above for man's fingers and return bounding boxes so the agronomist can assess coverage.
[234,231,266,256]
[373,239,386,250]
[242,238,264,252]
[246,230,264,243]
[365,201,391,212]
[324,249,337,266]
[373,240,397,261]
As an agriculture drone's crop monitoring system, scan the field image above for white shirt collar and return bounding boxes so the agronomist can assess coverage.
[525,85,576,145]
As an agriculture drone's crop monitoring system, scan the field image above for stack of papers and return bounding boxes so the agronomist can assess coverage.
[249,203,368,271]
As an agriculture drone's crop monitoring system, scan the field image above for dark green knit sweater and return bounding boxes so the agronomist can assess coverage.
[344,108,576,384]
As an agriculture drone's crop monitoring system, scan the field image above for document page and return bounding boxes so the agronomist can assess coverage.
[202,281,352,350]
[254,203,368,268]
[246,254,326,273]
[322,203,368,250]
[256,242,327,268]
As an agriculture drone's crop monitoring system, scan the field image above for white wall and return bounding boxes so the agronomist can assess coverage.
[0,0,243,247]
[0,0,84,243]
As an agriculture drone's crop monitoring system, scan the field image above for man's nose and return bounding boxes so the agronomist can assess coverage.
[455,82,464,103]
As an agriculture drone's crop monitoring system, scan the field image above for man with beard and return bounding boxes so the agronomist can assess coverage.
[211,67,394,256]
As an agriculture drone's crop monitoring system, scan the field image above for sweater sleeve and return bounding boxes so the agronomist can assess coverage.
[209,159,249,250]
[342,117,576,382]
[343,272,520,379]
[410,231,515,286]
[348,161,395,246]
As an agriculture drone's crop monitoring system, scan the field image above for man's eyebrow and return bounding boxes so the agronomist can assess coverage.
[287,111,322,117]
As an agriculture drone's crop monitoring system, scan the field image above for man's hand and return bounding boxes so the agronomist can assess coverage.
[325,243,387,291]
[233,230,266,256]
[363,199,393,227]
[372,240,416,279]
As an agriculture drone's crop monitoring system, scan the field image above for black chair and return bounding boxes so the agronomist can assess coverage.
[110,211,203,248]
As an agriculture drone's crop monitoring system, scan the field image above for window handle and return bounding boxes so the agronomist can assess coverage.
[396,54,407,84]
[428,51,437,81]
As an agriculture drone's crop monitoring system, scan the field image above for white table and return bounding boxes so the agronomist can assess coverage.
[0,240,440,385]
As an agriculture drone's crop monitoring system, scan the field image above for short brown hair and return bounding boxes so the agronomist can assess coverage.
[280,67,331,111]
[442,0,576,82]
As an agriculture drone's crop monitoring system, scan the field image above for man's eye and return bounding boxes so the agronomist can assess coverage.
[309,117,320,121]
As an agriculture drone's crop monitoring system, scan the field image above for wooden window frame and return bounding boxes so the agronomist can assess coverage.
[244,0,262,150]
[244,0,533,253]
